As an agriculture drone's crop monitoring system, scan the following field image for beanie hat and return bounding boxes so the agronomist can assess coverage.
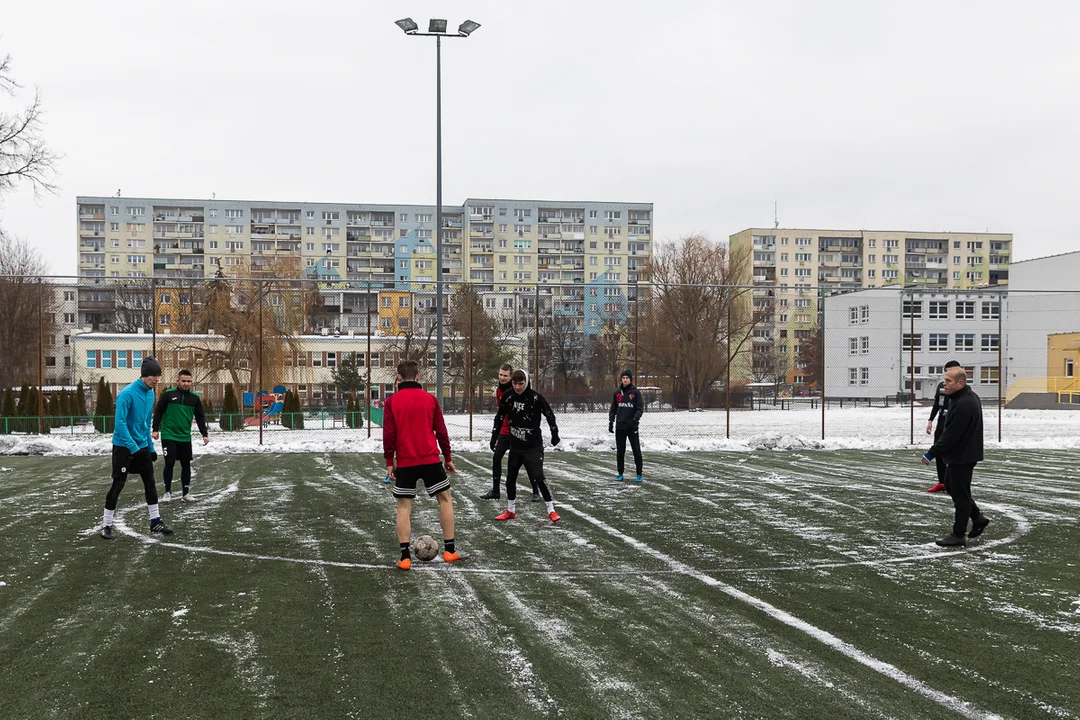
[141,356,163,377]
[621,370,633,382]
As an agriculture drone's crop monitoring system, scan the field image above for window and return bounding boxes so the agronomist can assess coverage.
[955,333,975,351]
[795,237,812,247]
[794,253,812,262]
[208,225,218,234]
[849,368,858,385]
[860,367,869,385]
[953,256,961,265]
[860,336,869,354]
[1066,359,1075,378]
[929,333,948,352]
[953,272,960,280]
[63,312,76,323]
[127,207,145,216]
[980,366,999,385]
[849,337,859,355]
[399,297,409,308]
[133,351,143,368]
[981,301,1000,320]
[306,227,315,236]
[400,213,408,222]
[102,351,113,369]
[860,305,870,323]
[322,211,340,221]
[227,225,244,235]
[87,350,97,369]
[117,352,128,369]
[981,334,999,352]
[159,314,171,326]
[956,301,975,319]
[224,209,243,219]
[499,224,508,233]
[902,300,922,319]
[110,206,119,215]
[381,297,392,308]
[381,317,392,329]
[902,334,922,351]
[928,301,948,319]
[867,254,876,263]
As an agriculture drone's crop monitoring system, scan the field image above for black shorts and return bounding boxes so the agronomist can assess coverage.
[392,462,450,499]
[162,439,193,463]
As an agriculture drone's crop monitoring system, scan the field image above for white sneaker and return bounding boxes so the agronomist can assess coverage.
[181,494,198,503]
[162,491,172,502]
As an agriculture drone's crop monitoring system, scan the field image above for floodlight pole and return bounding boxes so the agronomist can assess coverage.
[398,19,480,404]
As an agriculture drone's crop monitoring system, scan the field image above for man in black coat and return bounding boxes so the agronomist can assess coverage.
[921,367,990,546]
[491,370,562,523]
[609,370,645,482]
[924,360,961,493]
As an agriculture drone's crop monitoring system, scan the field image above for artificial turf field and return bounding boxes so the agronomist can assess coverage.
[0,450,1077,719]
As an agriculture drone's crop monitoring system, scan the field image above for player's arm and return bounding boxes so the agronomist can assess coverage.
[382,395,397,475]
[538,393,560,444]
[928,385,941,422]
[632,390,644,424]
[152,392,167,432]
[493,395,509,435]
[432,400,453,472]
[609,392,618,425]
[113,394,138,454]
[193,395,210,441]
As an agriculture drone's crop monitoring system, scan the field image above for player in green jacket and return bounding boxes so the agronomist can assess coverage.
[152,369,209,502]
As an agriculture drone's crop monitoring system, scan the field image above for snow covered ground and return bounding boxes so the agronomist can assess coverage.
[2,406,1079,456]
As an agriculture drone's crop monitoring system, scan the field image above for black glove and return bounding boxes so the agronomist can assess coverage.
[550,430,560,446]
[490,434,499,452]
[608,423,614,434]
[151,452,158,462]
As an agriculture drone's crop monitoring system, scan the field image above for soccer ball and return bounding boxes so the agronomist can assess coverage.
[413,535,440,562]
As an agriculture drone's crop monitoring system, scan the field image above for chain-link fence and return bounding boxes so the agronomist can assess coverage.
[1,274,1078,449]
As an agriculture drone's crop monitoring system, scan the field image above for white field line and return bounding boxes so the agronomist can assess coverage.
[557,500,1003,720]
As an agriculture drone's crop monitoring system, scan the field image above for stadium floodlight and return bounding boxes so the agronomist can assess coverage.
[396,17,480,403]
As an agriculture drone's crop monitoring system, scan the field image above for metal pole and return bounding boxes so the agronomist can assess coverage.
[151,277,157,357]
[534,283,540,386]
[725,287,731,439]
[633,284,639,372]
[468,286,474,440]
[258,280,264,447]
[435,34,444,405]
[998,294,1003,442]
[367,316,373,440]
[909,290,915,445]
[820,288,825,441]
[37,281,44,435]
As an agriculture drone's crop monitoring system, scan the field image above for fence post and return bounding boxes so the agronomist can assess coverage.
[998,292,1003,442]
[258,279,264,447]
[725,286,731,440]
[820,288,826,441]
[37,280,45,435]
[534,283,540,390]
[909,288,915,445]
[468,285,474,441]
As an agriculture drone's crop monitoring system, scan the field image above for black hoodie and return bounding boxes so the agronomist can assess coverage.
[609,383,644,430]
[492,373,559,449]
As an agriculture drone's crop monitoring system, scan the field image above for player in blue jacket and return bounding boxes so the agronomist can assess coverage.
[100,357,172,539]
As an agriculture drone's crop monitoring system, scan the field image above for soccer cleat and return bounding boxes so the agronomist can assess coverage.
[531,493,541,503]
[548,510,561,524]
[383,475,392,484]
[100,525,115,540]
[635,474,643,483]
[479,489,500,500]
[396,557,412,571]
[969,516,991,538]
[935,533,965,547]
[443,550,470,563]
[181,494,198,503]
[616,474,624,482]
[927,483,946,493]
[150,521,173,535]
[495,510,516,521]
[161,491,172,502]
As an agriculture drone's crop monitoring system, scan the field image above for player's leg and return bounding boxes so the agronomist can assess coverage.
[392,467,420,568]
[162,440,176,498]
[178,440,195,499]
[101,447,130,539]
[135,453,170,535]
[615,428,627,479]
[524,448,559,523]
[629,427,643,478]
[483,436,509,499]
[497,450,522,520]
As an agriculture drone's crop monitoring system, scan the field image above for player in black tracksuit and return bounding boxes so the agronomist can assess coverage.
[490,370,562,523]
[481,364,539,501]
[609,370,644,482]
[921,367,989,546]
[924,360,961,493]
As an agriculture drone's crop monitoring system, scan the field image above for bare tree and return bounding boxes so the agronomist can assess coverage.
[1,53,59,199]
[445,285,516,409]
[542,311,585,408]
[639,235,758,409]
[0,232,56,388]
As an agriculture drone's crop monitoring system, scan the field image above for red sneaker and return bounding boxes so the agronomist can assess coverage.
[495,510,516,521]
[396,557,412,571]
[927,483,946,493]
[548,510,560,524]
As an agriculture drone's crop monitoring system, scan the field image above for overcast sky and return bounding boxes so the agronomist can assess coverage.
[2,0,1079,276]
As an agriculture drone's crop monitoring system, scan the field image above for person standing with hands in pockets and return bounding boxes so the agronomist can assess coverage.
[609,370,644,483]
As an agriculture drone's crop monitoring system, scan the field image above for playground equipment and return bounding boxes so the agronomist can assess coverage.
[243,386,286,427]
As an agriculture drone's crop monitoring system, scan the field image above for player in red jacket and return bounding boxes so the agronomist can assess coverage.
[383,360,467,570]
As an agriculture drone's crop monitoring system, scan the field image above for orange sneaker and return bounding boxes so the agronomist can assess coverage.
[396,557,412,571]
[548,510,561,524]
[495,510,516,521]
[443,550,471,563]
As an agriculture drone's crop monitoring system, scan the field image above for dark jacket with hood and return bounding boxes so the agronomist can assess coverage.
[492,372,559,450]
[927,384,983,466]
[609,380,644,430]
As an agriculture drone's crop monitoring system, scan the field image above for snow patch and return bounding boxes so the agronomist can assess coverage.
[172,608,189,618]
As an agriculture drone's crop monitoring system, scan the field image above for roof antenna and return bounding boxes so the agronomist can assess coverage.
[774,199,779,229]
